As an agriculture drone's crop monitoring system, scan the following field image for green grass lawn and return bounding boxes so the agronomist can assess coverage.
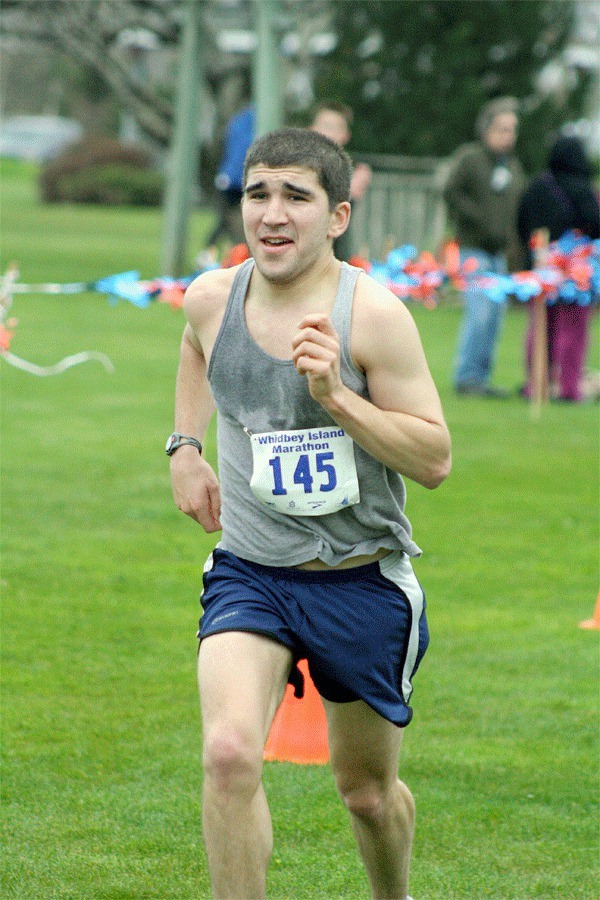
[1,161,598,899]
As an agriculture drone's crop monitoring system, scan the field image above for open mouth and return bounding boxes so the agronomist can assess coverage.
[261,236,293,247]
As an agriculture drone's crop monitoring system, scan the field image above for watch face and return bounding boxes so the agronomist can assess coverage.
[166,434,200,456]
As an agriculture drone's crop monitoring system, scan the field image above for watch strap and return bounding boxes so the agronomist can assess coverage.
[166,433,202,456]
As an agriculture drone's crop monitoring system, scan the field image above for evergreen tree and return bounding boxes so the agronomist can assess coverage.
[314,0,591,172]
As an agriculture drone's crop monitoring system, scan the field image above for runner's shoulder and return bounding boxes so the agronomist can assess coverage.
[183,264,240,323]
[351,270,420,368]
[353,268,414,325]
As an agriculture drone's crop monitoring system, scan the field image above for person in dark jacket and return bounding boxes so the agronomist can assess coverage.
[518,135,600,402]
[444,97,525,397]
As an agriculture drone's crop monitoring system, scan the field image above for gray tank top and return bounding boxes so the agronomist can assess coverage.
[207,258,421,566]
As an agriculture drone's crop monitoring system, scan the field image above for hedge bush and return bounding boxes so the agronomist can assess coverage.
[40,136,164,206]
[52,164,163,206]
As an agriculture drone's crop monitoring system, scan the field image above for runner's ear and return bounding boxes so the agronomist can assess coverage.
[328,202,351,240]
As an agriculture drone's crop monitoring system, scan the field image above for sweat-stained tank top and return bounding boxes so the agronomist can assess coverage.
[207,258,422,567]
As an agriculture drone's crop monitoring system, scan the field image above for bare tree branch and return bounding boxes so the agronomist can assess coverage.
[0,0,337,145]
[1,0,179,144]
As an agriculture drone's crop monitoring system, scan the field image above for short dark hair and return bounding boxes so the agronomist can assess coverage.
[243,127,352,208]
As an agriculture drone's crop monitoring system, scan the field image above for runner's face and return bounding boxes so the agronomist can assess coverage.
[242,165,343,283]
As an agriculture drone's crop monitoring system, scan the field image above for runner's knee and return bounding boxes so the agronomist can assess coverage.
[203,724,263,794]
[337,777,415,827]
[337,778,389,823]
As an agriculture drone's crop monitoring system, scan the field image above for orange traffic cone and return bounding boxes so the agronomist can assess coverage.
[264,659,329,764]
[579,591,600,630]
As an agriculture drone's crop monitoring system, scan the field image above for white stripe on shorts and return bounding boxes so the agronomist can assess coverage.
[379,551,424,702]
[202,550,215,582]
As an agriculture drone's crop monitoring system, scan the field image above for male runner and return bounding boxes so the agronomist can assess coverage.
[169,127,451,899]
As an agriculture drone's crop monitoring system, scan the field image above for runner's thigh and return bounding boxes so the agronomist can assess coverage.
[198,631,293,747]
[324,698,404,786]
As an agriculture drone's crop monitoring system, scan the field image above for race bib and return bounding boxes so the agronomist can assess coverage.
[248,426,360,516]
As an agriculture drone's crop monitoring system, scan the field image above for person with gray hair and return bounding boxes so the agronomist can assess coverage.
[444,97,525,397]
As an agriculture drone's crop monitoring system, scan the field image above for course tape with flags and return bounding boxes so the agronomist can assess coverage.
[2,231,598,376]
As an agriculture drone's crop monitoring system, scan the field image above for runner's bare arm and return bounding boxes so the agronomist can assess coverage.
[291,282,451,489]
[170,275,225,531]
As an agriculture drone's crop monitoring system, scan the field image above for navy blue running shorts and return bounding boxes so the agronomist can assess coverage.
[198,547,429,727]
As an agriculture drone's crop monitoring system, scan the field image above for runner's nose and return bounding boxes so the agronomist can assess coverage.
[263,194,289,225]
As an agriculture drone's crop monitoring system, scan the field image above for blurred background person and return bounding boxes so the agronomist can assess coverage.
[310,102,372,261]
[206,98,256,251]
[444,97,525,397]
[517,135,600,403]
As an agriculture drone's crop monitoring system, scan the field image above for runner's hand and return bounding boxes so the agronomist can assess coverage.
[170,449,221,532]
[292,314,343,406]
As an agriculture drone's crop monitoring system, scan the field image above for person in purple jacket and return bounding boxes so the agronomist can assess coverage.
[518,135,600,402]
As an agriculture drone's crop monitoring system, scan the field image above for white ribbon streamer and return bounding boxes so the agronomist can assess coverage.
[11,282,91,294]
[1,263,115,376]
[2,350,115,377]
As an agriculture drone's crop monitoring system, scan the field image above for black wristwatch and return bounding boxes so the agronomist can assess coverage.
[165,433,202,456]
